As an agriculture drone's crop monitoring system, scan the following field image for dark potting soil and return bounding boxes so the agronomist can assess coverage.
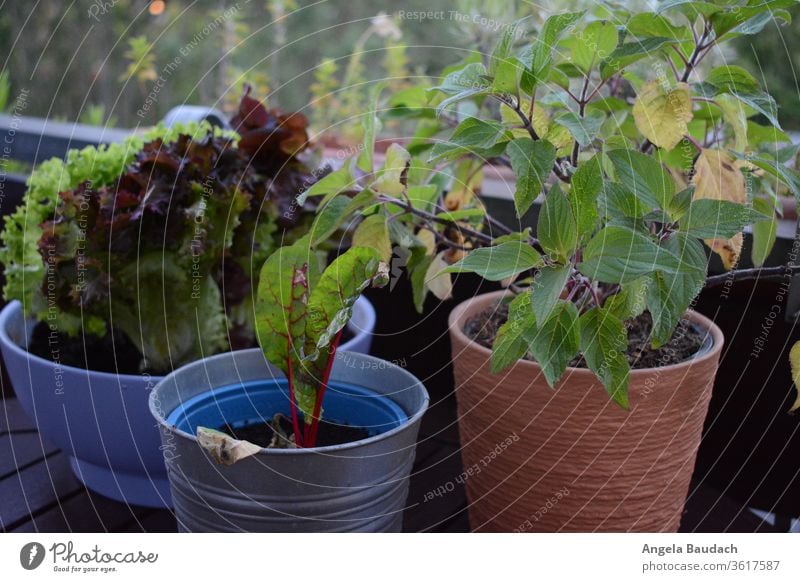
[27,320,147,374]
[464,302,706,370]
[219,415,369,448]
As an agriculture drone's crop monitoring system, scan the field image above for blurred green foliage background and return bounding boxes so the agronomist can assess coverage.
[0,0,797,130]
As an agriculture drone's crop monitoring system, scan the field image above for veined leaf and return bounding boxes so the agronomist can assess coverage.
[569,155,603,240]
[538,183,578,260]
[632,80,693,150]
[579,308,630,408]
[371,143,410,195]
[491,291,537,373]
[255,237,321,416]
[531,264,571,324]
[554,110,605,147]
[442,241,543,281]
[429,117,509,160]
[352,213,392,262]
[692,149,747,269]
[562,20,619,73]
[607,148,676,209]
[600,37,677,80]
[645,234,707,348]
[751,197,777,267]
[682,199,752,239]
[788,341,800,412]
[507,138,557,217]
[306,247,387,357]
[579,225,699,284]
[529,300,580,387]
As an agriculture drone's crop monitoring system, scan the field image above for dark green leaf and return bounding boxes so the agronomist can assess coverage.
[522,10,585,85]
[751,197,777,267]
[569,156,603,240]
[604,277,649,321]
[429,118,509,160]
[607,149,675,209]
[600,182,651,219]
[579,225,699,284]
[682,199,752,239]
[600,37,677,80]
[507,138,557,217]
[705,65,761,95]
[538,183,578,259]
[491,291,537,373]
[530,300,580,387]
[579,308,630,408]
[554,110,606,147]
[645,233,707,348]
[531,264,572,325]
[442,240,543,281]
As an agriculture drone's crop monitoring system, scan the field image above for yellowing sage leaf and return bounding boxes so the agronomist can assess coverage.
[632,80,693,150]
[425,251,454,300]
[789,341,800,412]
[692,149,747,269]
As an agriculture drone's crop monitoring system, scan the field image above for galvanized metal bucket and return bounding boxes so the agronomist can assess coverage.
[149,348,429,532]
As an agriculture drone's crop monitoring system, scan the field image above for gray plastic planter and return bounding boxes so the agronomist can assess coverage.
[149,348,429,532]
[0,296,376,508]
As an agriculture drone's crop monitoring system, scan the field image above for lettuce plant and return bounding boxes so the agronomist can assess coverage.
[303,3,800,409]
[0,90,321,373]
[255,239,388,447]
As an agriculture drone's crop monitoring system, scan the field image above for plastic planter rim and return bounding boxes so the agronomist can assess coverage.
[149,349,430,456]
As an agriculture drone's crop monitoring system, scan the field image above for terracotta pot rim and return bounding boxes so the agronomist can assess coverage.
[448,290,724,379]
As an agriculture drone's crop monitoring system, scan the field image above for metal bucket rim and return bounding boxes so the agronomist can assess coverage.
[149,349,430,456]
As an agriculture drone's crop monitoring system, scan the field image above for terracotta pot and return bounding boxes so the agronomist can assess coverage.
[448,291,724,532]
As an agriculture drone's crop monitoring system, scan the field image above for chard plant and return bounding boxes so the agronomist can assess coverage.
[303,2,800,409]
[254,240,388,448]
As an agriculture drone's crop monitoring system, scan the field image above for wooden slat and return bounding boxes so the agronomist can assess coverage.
[0,452,84,531]
[680,482,778,533]
[404,443,468,533]
[0,399,37,434]
[0,432,57,477]
[12,490,148,533]
[122,509,177,532]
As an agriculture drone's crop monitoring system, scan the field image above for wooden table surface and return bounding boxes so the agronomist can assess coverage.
[0,393,777,533]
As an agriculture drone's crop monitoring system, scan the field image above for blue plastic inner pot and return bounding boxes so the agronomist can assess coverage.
[166,379,408,442]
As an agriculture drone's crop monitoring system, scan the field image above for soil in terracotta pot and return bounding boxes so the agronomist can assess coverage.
[27,321,146,374]
[464,302,706,369]
[219,414,369,448]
